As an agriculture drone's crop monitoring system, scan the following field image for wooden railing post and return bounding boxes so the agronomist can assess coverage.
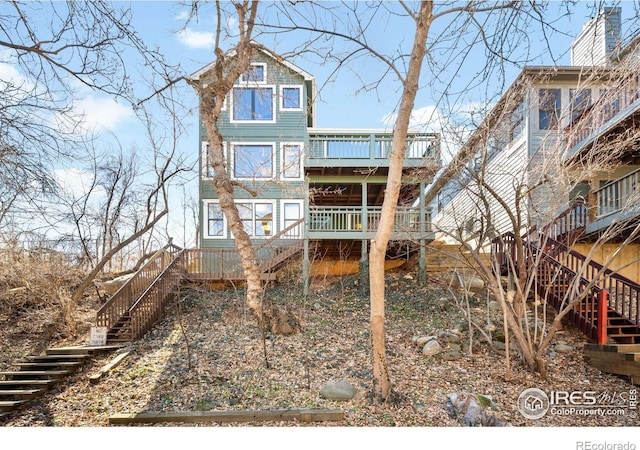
[597,289,609,345]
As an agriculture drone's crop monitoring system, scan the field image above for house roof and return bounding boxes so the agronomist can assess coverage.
[188,44,315,82]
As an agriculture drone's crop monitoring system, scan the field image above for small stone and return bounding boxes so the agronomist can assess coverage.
[319,380,357,401]
[414,335,437,347]
[403,274,414,280]
[422,339,443,357]
[440,331,461,344]
[448,343,462,352]
[555,344,574,353]
[488,301,501,312]
[441,350,463,361]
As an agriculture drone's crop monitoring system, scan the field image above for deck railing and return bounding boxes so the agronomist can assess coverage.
[96,242,182,331]
[184,218,304,280]
[308,206,431,234]
[566,73,640,150]
[308,131,439,160]
[594,167,640,219]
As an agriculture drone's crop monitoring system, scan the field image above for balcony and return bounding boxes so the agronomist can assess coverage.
[587,167,640,234]
[566,73,640,153]
[307,129,440,170]
[308,206,433,240]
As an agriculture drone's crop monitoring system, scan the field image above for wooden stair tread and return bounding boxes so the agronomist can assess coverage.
[25,354,89,361]
[0,370,70,378]
[0,389,43,398]
[15,362,81,368]
[0,400,26,408]
[0,379,57,387]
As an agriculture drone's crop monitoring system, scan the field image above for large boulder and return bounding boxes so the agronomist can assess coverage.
[320,380,357,401]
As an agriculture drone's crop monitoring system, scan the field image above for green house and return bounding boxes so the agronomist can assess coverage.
[188,46,441,284]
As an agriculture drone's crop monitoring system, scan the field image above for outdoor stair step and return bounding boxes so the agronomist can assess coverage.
[46,347,91,356]
[0,411,11,419]
[0,389,44,399]
[0,379,57,388]
[25,354,89,362]
[15,362,81,370]
[0,370,70,380]
[0,400,26,411]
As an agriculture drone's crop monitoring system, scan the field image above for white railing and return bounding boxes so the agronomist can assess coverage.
[307,131,439,160]
[595,167,640,218]
[308,206,431,233]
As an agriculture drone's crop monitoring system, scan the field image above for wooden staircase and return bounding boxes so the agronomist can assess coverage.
[0,345,122,420]
[492,200,640,380]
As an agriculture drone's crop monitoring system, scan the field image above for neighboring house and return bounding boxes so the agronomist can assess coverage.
[426,7,640,354]
[188,46,441,285]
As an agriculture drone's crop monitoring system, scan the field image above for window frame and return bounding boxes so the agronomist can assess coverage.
[280,200,304,239]
[230,142,276,181]
[230,85,276,123]
[280,142,304,181]
[279,85,304,111]
[203,200,227,240]
[240,63,267,84]
[569,88,592,122]
[538,88,562,131]
[233,200,276,238]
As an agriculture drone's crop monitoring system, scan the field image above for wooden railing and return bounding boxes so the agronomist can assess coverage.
[541,199,587,244]
[308,131,439,160]
[309,206,431,234]
[184,218,305,280]
[128,250,185,340]
[566,73,640,150]
[96,242,182,331]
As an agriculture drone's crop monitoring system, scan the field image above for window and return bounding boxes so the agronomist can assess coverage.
[232,87,274,121]
[206,203,225,238]
[241,63,266,83]
[232,143,274,179]
[570,88,592,121]
[281,143,303,179]
[538,88,561,130]
[281,200,303,238]
[280,86,303,110]
[238,202,274,237]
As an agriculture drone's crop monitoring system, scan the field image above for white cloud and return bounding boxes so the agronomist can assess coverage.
[176,28,214,49]
[52,168,105,199]
[175,10,190,21]
[71,95,133,134]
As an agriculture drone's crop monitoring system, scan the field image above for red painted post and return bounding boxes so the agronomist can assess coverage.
[597,290,609,345]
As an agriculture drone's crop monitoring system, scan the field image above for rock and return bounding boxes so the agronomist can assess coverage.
[554,343,574,353]
[440,331,461,344]
[448,343,462,352]
[445,393,506,427]
[488,300,501,312]
[440,350,463,361]
[403,274,414,280]
[422,339,443,357]
[413,335,437,347]
[494,341,506,351]
[319,380,357,401]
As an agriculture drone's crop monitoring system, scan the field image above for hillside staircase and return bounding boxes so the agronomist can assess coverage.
[97,219,305,344]
[492,200,640,382]
[0,345,122,420]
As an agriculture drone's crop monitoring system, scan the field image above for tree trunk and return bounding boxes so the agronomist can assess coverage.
[369,0,433,403]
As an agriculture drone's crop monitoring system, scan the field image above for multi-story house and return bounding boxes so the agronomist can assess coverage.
[187,46,441,287]
[426,7,640,379]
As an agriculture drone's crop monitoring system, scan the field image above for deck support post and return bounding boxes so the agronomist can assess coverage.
[303,238,310,298]
[359,239,369,294]
[418,239,427,286]
[597,289,609,345]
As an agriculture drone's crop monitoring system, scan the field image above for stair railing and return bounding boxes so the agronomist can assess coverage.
[96,242,182,331]
[128,249,185,340]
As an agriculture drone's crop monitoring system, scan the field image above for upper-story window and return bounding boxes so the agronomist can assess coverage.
[570,88,592,121]
[231,143,274,179]
[241,63,266,84]
[538,88,561,130]
[281,143,303,180]
[232,87,275,122]
[280,85,303,111]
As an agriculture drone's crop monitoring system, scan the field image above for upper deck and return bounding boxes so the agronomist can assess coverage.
[306,129,441,176]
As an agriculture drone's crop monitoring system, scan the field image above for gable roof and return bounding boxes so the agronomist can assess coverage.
[188,45,314,82]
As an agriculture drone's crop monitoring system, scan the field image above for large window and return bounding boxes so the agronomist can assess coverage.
[538,88,561,130]
[280,85,303,111]
[232,143,274,179]
[238,202,274,237]
[570,88,592,121]
[206,203,225,238]
[281,143,303,180]
[232,87,274,122]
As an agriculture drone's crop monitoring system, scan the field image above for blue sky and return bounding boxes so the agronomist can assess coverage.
[16,1,640,247]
